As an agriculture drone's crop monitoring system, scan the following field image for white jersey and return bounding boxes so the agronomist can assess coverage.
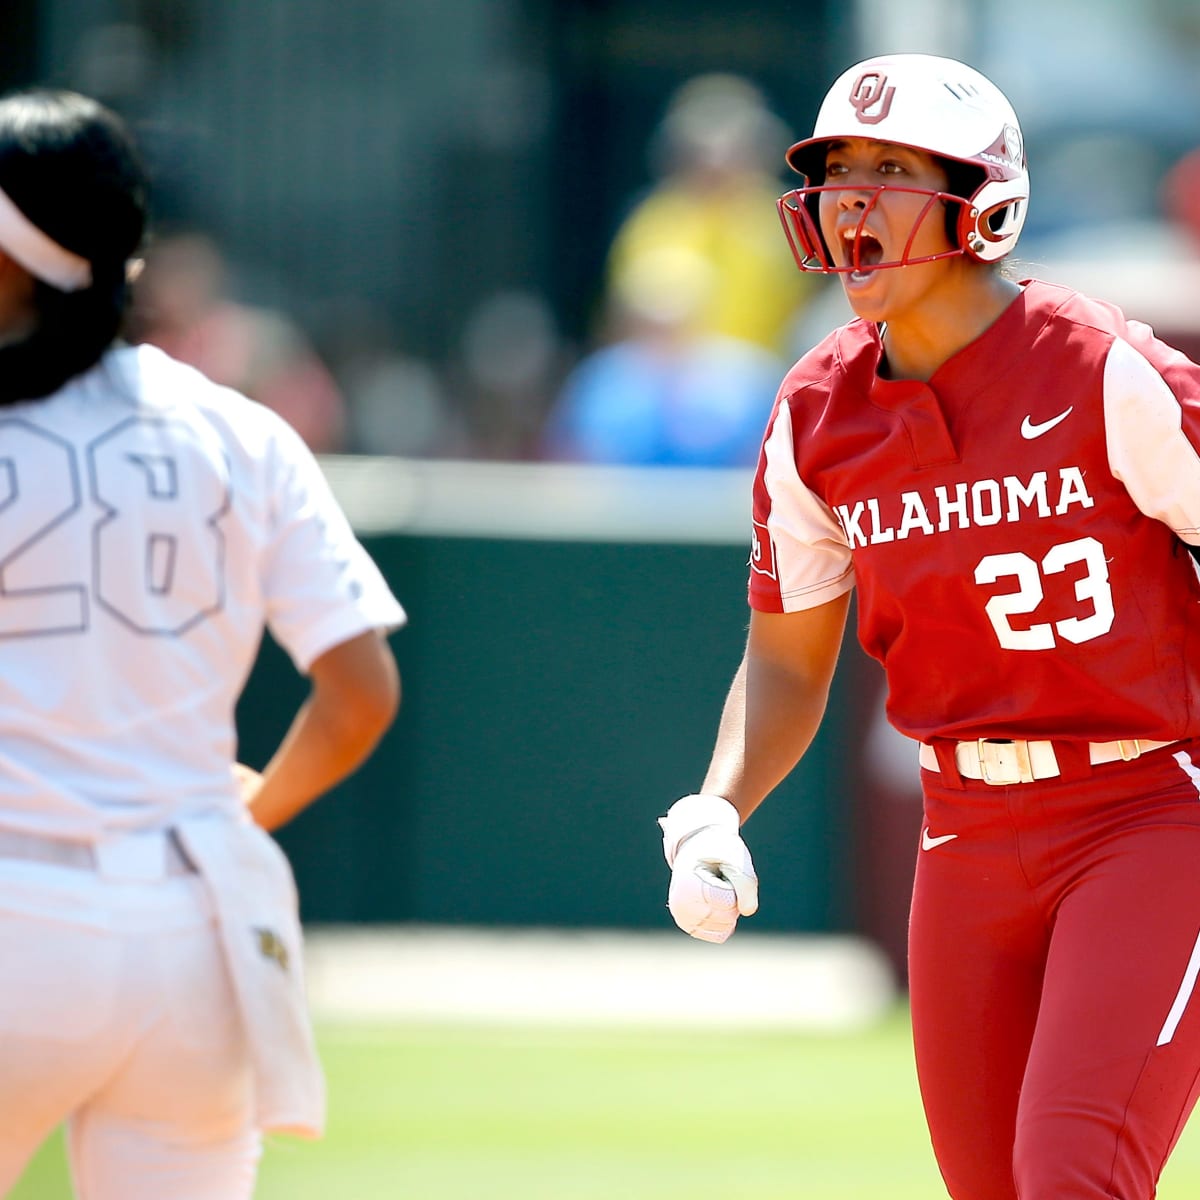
[0,344,405,839]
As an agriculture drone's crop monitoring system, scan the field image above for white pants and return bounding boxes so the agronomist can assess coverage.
[0,855,261,1199]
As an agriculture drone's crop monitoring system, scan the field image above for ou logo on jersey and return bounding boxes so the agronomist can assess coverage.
[750,521,778,581]
[850,72,895,124]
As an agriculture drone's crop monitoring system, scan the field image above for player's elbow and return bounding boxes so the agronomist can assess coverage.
[355,660,401,743]
[309,628,402,751]
[339,651,401,750]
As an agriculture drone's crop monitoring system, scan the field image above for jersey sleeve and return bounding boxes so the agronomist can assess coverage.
[749,397,855,612]
[261,421,406,672]
[1103,336,1200,544]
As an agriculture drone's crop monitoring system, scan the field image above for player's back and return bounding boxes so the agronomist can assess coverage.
[0,344,287,837]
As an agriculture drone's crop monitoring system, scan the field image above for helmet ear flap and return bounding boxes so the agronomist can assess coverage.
[955,174,1028,262]
[957,195,1025,262]
[777,189,833,270]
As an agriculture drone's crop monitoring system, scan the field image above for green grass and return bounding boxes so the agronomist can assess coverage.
[13,1005,1200,1198]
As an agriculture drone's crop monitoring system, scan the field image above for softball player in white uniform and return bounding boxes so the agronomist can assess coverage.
[0,90,404,1198]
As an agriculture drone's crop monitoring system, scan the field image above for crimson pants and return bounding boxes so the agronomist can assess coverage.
[910,740,1200,1200]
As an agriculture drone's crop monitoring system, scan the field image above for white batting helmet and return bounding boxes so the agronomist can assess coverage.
[777,53,1029,272]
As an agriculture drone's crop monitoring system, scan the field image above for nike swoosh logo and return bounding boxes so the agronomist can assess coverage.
[921,828,959,851]
[1020,406,1074,439]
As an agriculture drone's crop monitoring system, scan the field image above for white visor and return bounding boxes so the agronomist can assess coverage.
[0,184,92,292]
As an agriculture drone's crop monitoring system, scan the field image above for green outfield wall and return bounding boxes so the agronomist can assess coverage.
[235,458,858,933]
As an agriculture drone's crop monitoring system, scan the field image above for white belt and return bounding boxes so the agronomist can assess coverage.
[918,738,1179,785]
[0,827,195,878]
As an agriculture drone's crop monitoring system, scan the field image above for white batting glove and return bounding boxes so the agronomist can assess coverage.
[658,794,758,944]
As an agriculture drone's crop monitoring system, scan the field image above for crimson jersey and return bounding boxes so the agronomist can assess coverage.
[749,280,1200,744]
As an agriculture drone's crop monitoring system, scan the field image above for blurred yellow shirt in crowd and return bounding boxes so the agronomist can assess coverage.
[606,180,815,357]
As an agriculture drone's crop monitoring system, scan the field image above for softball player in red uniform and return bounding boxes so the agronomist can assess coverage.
[660,53,1200,1199]
[0,91,404,1198]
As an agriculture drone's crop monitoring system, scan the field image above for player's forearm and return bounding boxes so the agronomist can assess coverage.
[246,691,393,831]
[700,654,831,822]
[244,630,400,830]
[247,633,400,833]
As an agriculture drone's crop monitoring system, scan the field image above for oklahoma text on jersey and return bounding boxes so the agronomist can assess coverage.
[833,466,1094,545]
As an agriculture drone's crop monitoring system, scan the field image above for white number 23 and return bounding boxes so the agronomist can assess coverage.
[974,536,1114,651]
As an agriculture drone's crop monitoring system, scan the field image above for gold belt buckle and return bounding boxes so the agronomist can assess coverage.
[1116,739,1143,762]
[977,738,1035,785]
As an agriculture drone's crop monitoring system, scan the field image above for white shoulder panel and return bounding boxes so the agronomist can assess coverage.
[1103,337,1200,543]
[762,400,855,611]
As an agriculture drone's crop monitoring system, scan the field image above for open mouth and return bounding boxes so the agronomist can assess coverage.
[844,230,884,278]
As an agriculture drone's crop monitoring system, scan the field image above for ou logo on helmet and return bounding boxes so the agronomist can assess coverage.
[850,72,895,124]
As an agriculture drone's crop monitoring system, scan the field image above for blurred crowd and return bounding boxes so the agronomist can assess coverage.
[123,70,1200,466]
[125,73,838,466]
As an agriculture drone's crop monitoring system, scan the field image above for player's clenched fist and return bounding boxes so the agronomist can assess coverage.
[658,794,758,943]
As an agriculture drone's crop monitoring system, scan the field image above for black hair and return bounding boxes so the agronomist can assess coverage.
[0,89,148,405]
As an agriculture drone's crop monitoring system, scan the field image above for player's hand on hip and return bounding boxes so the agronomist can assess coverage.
[233,761,264,805]
[658,794,758,943]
